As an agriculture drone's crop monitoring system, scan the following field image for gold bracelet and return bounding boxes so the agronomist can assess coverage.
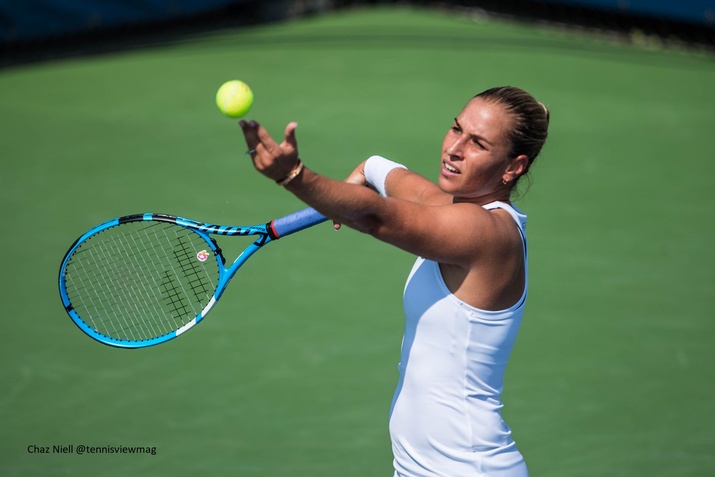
[276,160,304,186]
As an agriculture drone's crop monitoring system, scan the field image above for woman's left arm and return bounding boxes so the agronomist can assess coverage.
[239,120,513,266]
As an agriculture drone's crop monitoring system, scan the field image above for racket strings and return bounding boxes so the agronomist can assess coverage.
[63,221,219,342]
[170,234,215,307]
[68,224,171,341]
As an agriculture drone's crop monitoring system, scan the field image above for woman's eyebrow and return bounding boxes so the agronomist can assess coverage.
[454,117,494,146]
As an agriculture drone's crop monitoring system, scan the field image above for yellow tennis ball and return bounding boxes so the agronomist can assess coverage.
[216,80,254,118]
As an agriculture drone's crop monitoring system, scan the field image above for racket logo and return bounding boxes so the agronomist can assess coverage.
[196,250,210,262]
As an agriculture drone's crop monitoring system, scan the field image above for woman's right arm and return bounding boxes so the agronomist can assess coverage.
[345,158,451,206]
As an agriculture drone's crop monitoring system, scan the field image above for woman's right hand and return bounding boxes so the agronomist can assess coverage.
[343,160,368,187]
[334,160,373,230]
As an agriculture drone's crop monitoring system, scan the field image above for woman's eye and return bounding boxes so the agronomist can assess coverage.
[471,138,487,150]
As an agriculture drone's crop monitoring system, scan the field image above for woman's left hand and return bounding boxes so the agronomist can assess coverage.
[240,120,301,182]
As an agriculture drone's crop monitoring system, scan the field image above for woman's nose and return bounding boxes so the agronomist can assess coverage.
[445,136,464,157]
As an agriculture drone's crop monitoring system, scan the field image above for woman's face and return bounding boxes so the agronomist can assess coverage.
[438,97,516,202]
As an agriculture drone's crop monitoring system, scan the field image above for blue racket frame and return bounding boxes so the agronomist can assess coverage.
[58,207,327,348]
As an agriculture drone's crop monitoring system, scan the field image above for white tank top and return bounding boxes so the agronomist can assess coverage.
[389,201,529,477]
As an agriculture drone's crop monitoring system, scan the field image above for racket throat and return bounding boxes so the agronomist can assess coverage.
[210,238,226,265]
[263,223,279,243]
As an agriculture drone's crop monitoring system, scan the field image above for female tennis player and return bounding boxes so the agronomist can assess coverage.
[240,86,549,477]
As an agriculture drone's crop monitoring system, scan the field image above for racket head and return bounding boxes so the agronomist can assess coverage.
[58,214,224,348]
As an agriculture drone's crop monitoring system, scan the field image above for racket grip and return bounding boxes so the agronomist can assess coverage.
[270,207,328,238]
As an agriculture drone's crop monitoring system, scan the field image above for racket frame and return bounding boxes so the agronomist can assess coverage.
[58,208,326,348]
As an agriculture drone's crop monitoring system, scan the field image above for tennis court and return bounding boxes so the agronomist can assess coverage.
[1,5,714,476]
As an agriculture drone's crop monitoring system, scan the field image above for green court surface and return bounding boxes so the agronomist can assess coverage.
[2,5,714,476]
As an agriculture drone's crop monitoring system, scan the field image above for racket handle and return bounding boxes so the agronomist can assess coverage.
[270,207,328,238]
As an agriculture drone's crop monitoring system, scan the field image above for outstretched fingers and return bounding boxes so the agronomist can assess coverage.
[239,120,301,181]
[254,121,282,155]
[239,119,260,151]
[282,122,298,153]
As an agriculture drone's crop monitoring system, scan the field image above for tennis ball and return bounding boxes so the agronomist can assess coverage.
[216,80,254,118]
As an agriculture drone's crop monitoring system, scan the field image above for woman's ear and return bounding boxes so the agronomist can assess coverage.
[503,154,530,183]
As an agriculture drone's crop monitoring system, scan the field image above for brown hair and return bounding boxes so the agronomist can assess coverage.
[475,86,550,193]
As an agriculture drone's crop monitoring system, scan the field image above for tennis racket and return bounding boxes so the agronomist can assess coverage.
[58,207,327,348]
